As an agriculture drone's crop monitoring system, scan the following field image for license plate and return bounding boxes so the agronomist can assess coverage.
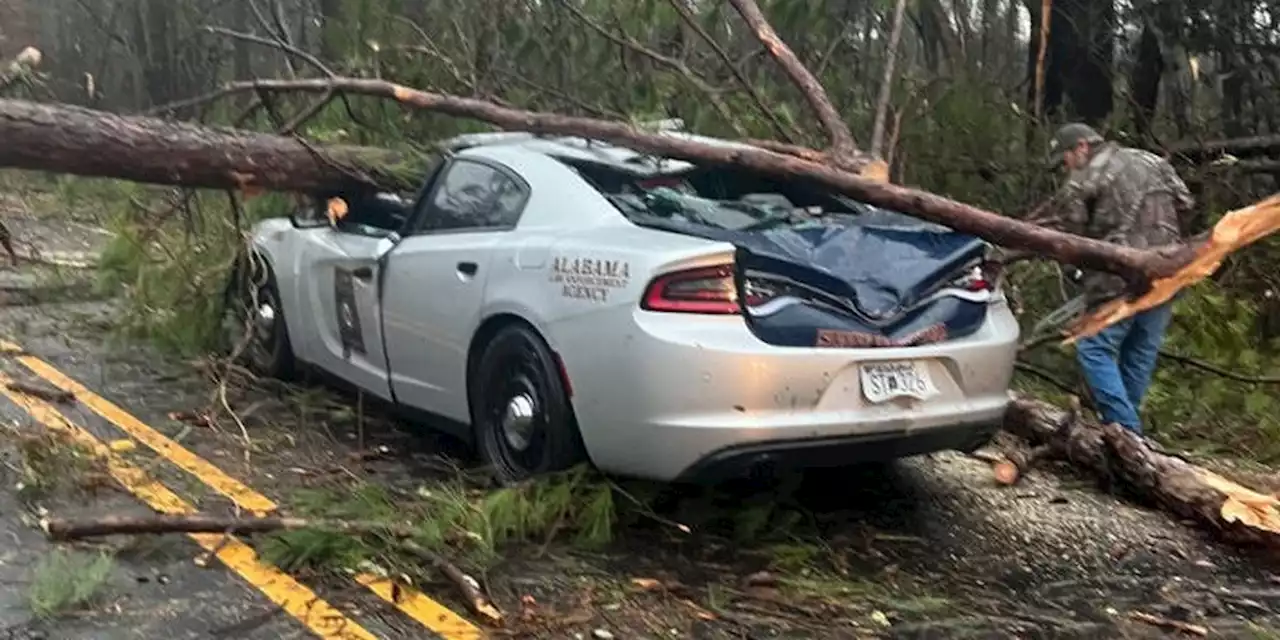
[860,361,937,403]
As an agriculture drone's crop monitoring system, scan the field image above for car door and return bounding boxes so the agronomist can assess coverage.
[381,156,531,423]
[293,207,403,400]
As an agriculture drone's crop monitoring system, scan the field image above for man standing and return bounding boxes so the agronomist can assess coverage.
[1038,123,1195,434]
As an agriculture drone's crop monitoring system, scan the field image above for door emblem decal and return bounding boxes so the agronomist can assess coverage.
[334,268,365,357]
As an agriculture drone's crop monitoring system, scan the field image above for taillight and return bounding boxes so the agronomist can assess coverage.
[641,265,740,314]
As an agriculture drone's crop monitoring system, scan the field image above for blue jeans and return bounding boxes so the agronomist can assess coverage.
[1075,302,1175,434]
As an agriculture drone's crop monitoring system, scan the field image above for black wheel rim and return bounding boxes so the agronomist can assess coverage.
[481,336,550,478]
[224,275,279,370]
[249,286,280,366]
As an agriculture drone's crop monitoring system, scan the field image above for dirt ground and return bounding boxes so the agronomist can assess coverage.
[2,199,1280,639]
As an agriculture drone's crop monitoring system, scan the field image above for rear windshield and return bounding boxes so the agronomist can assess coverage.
[554,156,928,232]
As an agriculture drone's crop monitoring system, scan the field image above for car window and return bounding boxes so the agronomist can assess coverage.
[415,159,527,233]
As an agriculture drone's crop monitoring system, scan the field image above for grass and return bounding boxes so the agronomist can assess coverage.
[28,548,115,619]
[3,423,111,503]
[260,465,617,575]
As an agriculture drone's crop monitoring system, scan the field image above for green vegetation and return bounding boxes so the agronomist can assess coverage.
[28,549,115,619]
[2,424,110,503]
[261,466,616,574]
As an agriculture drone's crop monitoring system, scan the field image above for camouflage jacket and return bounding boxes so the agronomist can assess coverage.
[1042,141,1194,304]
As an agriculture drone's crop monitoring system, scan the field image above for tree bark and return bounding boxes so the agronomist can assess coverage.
[0,98,423,193]
[1004,397,1280,548]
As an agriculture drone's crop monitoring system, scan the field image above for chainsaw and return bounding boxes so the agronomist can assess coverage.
[1026,267,1090,344]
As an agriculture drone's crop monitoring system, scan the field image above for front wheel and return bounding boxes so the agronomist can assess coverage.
[470,324,586,484]
[221,252,296,380]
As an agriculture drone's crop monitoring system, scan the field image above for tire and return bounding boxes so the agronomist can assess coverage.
[222,252,296,380]
[470,324,586,484]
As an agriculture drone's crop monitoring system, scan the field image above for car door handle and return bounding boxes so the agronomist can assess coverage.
[457,261,478,276]
[351,265,374,281]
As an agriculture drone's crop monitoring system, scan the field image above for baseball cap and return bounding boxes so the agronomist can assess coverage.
[1047,123,1104,168]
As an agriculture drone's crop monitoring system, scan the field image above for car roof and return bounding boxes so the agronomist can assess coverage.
[440,123,758,178]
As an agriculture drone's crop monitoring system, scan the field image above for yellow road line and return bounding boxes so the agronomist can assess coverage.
[0,373,378,640]
[0,339,483,639]
[1,344,276,514]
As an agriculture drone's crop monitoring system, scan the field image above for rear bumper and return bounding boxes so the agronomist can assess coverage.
[549,298,1019,482]
[675,418,1000,483]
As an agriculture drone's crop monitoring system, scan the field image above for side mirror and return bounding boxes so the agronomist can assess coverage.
[288,211,329,229]
[288,197,344,229]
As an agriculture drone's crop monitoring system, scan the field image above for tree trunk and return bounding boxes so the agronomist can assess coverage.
[1004,397,1280,549]
[317,0,345,64]
[1042,0,1115,124]
[1129,21,1163,141]
[3,85,1280,345]
[0,98,422,193]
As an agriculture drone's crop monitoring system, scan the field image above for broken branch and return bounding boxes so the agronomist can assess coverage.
[1169,134,1280,161]
[41,513,416,540]
[6,381,75,405]
[992,443,1053,486]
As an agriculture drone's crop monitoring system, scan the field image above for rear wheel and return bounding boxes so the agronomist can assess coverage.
[222,253,296,380]
[470,324,586,484]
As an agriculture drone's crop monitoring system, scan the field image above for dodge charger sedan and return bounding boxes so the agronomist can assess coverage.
[223,126,1019,484]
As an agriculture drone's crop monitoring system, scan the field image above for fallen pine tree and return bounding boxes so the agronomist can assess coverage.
[3,91,1280,341]
[1,0,1279,342]
[999,397,1280,547]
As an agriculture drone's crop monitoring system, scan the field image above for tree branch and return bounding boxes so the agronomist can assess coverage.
[1159,351,1280,384]
[725,0,859,160]
[662,0,802,143]
[202,26,335,78]
[1168,134,1280,161]
[555,0,746,136]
